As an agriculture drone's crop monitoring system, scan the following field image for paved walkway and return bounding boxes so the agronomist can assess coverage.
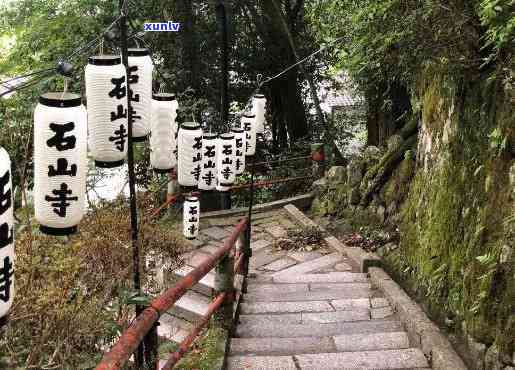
[227,208,430,370]
[154,207,431,369]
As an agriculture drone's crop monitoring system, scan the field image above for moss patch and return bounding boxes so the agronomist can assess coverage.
[394,70,514,358]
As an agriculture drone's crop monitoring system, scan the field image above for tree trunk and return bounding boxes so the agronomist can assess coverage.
[174,0,200,95]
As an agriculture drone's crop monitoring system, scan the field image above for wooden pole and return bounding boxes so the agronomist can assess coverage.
[118,1,144,366]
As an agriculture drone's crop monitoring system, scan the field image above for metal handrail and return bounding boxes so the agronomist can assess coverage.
[147,174,314,220]
[95,217,249,370]
[161,292,227,369]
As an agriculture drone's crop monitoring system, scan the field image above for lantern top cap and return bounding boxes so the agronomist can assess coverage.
[254,94,265,99]
[88,55,121,66]
[152,93,176,101]
[220,133,235,140]
[243,112,256,118]
[128,48,150,56]
[186,195,199,201]
[203,132,218,139]
[231,126,244,133]
[180,121,201,130]
[39,92,82,108]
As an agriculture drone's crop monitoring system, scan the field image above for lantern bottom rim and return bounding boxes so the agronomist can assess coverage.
[153,168,173,174]
[95,159,125,169]
[186,236,196,240]
[132,135,148,143]
[40,225,77,236]
[0,315,8,330]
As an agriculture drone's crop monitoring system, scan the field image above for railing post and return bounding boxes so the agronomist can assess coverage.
[143,322,159,369]
[167,168,178,217]
[213,254,235,330]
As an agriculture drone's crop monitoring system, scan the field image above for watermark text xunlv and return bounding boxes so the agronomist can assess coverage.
[144,22,181,32]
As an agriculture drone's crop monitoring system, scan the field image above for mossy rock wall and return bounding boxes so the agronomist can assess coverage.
[391,70,514,369]
[311,69,514,369]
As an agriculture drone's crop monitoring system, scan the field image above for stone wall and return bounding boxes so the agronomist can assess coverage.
[312,71,514,370]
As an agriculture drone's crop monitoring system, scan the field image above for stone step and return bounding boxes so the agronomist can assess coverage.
[169,290,210,322]
[271,271,368,284]
[157,314,192,344]
[240,298,372,314]
[235,319,403,338]
[241,300,335,314]
[333,332,410,352]
[245,282,372,295]
[230,332,410,356]
[239,309,370,325]
[249,248,285,270]
[172,265,215,296]
[228,348,429,369]
[295,348,429,369]
[227,355,296,370]
[271,252,342,277]
[230,336,336,356]
[244,286,372,302]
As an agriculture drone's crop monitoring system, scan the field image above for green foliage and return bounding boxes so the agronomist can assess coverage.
[396,72,514,355]
[0,200,185,368]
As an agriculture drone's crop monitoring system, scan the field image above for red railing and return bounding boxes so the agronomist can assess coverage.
[96,217,250,370]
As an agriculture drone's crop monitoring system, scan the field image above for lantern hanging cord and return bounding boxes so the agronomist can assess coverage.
[259,36,345,86]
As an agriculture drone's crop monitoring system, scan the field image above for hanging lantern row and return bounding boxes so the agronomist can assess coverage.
[0,147,14,322]
[27,46,267,237]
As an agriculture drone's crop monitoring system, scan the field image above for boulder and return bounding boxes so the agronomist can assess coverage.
[327,166,347,184]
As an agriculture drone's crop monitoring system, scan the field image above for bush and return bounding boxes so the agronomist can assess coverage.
[0,199,185,369]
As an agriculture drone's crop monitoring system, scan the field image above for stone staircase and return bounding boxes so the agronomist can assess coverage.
[226,209,431,370]
[154,206,434,369]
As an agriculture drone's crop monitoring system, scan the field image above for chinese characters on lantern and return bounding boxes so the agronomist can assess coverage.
[45,122,79,218]
[0,147,14,320]
[183,195,200,239]
[232,126,246,175]
[199,133,218,190]
[34,93,87,236]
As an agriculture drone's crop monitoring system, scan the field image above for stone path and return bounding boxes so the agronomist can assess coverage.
[154,206,432,369]
[227,207,431,370]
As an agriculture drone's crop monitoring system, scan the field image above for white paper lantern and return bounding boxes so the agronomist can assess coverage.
[232,126,246,175]
[0,147,14,321]
[171,99,179,161]
[183,195,200,240]
[198,133,218,190]
[216,133,236,192]
[85,55,128,168]
[241,113,257,156]
[150,93,177,174]
[252,94,267,134]
[128,48,153,142]
[177,122,203,187]
[34,93,88,235]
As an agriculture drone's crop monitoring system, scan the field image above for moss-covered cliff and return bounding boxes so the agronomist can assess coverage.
[312,69,514,369]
